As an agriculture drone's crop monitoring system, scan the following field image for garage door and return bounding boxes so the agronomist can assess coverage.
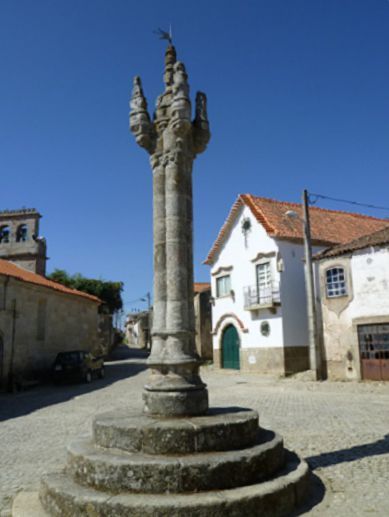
[358,323,389,381]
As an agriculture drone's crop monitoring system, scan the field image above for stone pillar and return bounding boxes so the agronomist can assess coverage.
[130,45,210,417]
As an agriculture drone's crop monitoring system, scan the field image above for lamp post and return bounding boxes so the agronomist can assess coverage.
[285,189,321,380]
[140,292,151,350]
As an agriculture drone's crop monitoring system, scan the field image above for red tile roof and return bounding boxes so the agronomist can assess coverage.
[315,224,389,259]
[205,194,389,265]
[194,282,211,294]
[0,259,101,303]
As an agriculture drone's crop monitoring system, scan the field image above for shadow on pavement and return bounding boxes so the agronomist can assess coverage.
[306,434,389,470]
[291,472,326,516]
[0,346,148,422]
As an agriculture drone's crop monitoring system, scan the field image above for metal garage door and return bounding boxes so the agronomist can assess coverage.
[358,323,389,381]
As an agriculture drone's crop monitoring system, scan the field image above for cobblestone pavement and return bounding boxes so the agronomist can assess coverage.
[1,347,389,516]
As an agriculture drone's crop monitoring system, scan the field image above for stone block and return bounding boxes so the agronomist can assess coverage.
[36,452,309,517]
[93,407,259,454]
[66,429,284,493]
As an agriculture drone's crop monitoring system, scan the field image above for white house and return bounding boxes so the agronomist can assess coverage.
[204,194,388,375]
[315,225,389,382]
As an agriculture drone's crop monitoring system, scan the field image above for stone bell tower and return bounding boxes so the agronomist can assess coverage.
[0,208,47,275]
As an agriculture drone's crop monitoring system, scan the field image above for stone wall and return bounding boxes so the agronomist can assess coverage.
[0,275,100,388]
[194,290,213,360]
[319,246,389,381]
[213,345,309,375]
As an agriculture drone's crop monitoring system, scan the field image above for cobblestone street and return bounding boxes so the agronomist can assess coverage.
[1,347,389,516]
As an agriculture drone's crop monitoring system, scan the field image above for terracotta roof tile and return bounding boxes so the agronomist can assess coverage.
[205,194,389,265]
[315,224,389,259]
[0,259,101,303]
[194,282,210,293]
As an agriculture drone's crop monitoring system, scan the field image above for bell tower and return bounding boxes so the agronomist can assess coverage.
[0,208,47,275]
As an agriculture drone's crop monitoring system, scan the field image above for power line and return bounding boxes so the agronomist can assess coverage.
[309,192,389,213]
[122,292,151,306]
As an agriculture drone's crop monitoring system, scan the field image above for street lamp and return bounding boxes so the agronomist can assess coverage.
[285,190,322,380]
[140,292,151,350]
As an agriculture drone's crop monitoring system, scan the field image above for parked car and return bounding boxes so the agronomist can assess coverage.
[52,350,104,384]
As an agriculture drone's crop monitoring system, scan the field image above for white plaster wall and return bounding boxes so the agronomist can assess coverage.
[323,247,389,328]
[350,247,389,318]
[210,205,283,351]
[320,245,389,380]
[277,241,323,348]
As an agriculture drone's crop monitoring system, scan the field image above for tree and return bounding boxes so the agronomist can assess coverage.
[48,269,123,314]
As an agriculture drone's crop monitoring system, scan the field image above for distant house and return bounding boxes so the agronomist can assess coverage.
[125,310,151,349]
[124,284,213,359]
[315,225,389,382]
[205,194,388,375]
[0,259,102,390]
[194,282,212,360]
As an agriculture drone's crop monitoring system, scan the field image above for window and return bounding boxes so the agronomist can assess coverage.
[216,275,231,297]
[326,267,347,298]
[256,262,272,290]
[0,226,10,244]
[16,224,28,242]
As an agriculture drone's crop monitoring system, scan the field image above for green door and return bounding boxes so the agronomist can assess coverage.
[222,325,240,369]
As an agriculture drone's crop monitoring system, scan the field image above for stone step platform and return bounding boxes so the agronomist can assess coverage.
[24,451,309,517]
[93,406,259,455]
[67,429,284,493]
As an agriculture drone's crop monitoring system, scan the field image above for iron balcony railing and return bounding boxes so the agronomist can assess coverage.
[243,283,281,310]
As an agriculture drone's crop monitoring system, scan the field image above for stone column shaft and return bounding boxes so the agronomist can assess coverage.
[150,157,166,358]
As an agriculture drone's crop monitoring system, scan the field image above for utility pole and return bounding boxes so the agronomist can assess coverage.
[302,189,321,380]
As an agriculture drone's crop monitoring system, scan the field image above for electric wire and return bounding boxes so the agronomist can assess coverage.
[308,192,389,213]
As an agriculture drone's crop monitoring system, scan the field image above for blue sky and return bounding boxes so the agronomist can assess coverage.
[1,0,389,313]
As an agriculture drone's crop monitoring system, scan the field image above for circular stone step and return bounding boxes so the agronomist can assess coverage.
[37,452,310,517]
[93,406,258,455]
[68,429,284,493]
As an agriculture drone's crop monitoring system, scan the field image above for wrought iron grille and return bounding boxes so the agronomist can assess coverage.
[243,283,280,309]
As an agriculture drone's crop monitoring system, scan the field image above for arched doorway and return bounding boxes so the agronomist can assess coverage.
[222,325,240,369]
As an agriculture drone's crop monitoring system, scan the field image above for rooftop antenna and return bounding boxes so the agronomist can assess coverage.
[153,25,173,45]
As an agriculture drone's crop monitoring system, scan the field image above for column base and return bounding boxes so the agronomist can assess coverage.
[143,387,209,417]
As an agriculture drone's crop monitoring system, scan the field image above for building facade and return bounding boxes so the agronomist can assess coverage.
[125,311,151,349]
[0,259,102,390]
[0,208,47,275]
[205,194,388,375]
[316,226,389,381]
[194,282,213,360]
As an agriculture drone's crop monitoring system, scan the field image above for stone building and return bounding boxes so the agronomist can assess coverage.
[0,208,47,275]
[125,310,151,349]
[0,259,102,390]
[193,282,212,360]
[124,283,212,359]
[205,194,388,375]
[315,225,389,381]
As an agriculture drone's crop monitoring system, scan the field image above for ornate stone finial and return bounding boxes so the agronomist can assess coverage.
[172,61,189,99]
[193,92,210,154]
[129,76,155,153]
[163,45,177,89]
[130,76,147,111]
[170,61,191,136]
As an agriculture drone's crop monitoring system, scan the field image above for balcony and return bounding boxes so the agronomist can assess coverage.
[243,283,281,311]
